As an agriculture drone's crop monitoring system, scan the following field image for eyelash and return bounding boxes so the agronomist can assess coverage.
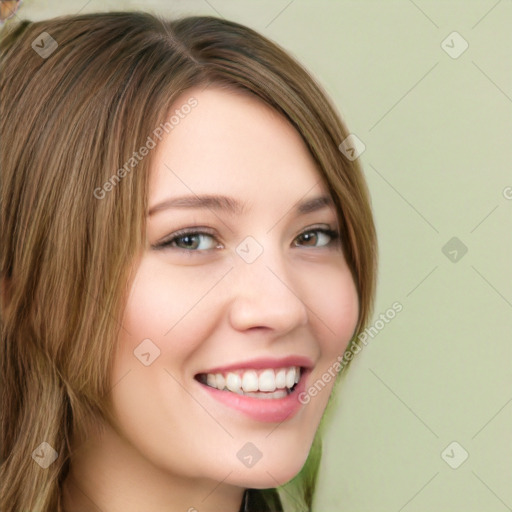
[152,226,340,254]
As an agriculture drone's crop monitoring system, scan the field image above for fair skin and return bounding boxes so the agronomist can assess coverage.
[62,86,359,512]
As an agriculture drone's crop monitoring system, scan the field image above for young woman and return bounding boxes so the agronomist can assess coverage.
[0,11,377,512]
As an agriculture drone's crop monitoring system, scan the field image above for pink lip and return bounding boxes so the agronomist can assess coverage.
[197,355,314,375]
[196,368,311,423]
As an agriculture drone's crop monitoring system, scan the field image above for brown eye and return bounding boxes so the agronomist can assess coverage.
[297,231,320,247]
[294,228,339,248]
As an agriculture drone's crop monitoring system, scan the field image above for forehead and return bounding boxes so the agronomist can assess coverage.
[148,86,329,205]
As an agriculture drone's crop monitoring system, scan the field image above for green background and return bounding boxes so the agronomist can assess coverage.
[8,1,512,510]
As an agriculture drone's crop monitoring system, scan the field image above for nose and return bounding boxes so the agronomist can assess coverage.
[227,248,309,335]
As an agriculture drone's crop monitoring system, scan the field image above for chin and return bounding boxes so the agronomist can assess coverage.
[225,448,311,489]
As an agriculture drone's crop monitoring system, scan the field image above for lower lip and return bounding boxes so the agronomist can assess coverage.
[197,370,310,423]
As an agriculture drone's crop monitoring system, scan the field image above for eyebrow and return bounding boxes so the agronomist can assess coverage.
[147,194,335,217]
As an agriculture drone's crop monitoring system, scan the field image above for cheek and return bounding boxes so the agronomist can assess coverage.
[303,261,360,356]
[119,256,222,362]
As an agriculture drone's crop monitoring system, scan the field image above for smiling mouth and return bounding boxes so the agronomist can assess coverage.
[195,366,302,399]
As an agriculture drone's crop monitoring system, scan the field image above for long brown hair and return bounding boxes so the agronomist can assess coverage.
[0,11,377,511]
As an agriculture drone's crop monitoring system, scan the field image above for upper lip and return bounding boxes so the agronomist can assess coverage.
[196,355,314,375]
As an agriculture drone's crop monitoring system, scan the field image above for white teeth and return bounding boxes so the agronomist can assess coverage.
[202,366,302,395]
[259,369,276,392]
[226,373,242,394]
[206,374,216,387]
[215,373,225,390]
[285,368,296,388]
[275,369,286,389]
[241,370,259,392]
[244,389,288,399]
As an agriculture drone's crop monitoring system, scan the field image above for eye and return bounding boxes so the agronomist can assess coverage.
[153,228,221,252]
[152,226,340,253]
[294,227,340,248]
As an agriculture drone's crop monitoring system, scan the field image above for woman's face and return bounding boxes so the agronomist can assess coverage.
[111,85,359,490]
